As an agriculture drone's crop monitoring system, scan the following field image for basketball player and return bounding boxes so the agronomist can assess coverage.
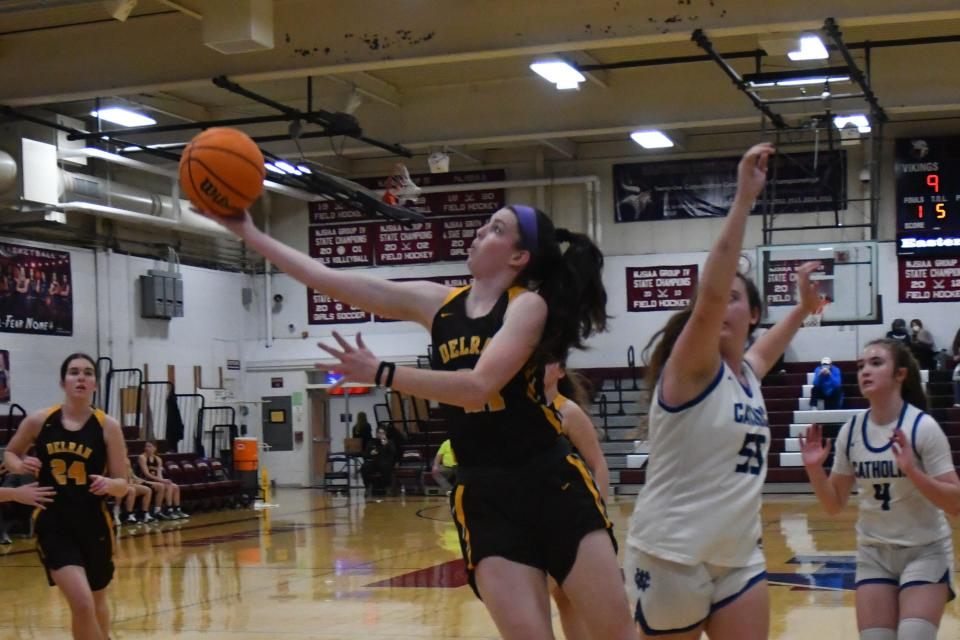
[625,143,822,639]
[3,353,129,640]
[122,458,154,524]
[201,204,634,639]
[137,440,187,519]
[543,358,609,640]
[800,339,959,640]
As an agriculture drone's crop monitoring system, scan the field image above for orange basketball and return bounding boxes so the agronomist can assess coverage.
[179,127,265,217]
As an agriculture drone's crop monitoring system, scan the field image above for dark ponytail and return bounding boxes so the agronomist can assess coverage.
[510,206,608,363]
[556,366,593,410]
[865,338,928,411]
[641,272,762,391]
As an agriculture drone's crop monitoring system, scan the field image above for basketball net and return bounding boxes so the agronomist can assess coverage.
[383,162,421,205]
[803,295,830,328]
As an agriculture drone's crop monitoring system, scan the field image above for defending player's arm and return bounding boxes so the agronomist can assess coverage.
[800,423,856,515]
[892,426,960,516]
[90,416,129,498]
[661,143,772,406]
[0,483,55,508]
[2,410,45,475]
[744,263,821,379]
[561,399,610,498]
[205,211,451,328]
[318,291,547,411]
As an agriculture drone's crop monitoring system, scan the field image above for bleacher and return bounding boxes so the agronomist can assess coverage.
[593,354,960,496]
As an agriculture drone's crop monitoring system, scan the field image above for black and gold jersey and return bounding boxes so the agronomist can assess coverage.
[35,405,108,509]
[431,285,562,468]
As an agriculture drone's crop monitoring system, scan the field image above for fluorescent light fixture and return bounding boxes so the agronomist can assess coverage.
[529,60,586,90]
[788,35,829,61]
[274,160,302,175]
[818,247,834,251]
[264,162,285,175]
[630,130,674,149]
[90,107,156,127]
[834,114,871,133]
[297,165,312,174]
[774,75,849,87]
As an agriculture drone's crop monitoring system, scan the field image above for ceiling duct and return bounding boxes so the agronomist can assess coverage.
[202,0,274,54]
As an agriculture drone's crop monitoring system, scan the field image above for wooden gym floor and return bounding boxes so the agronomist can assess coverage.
[1,489,958,639]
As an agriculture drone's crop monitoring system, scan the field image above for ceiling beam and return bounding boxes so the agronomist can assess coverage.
[538,137,577,159]
[572,51,608,89]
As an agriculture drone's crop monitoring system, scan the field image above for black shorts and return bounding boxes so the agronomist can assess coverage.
[451,444,616,598]
[34,502,115,591]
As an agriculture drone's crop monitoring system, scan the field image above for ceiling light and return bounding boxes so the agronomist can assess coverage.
[788,35,829,61]
[630,130,674,149]
[834,114,871,133]
[90,107,156,128]
[274,160,302,175]
[264,163,285,175]
[775,75,849,87]
[297,165,312,174]
[530,60,586,91]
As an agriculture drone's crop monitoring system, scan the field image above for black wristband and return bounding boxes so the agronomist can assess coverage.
[383,362,397,388]
[375,361,389,386]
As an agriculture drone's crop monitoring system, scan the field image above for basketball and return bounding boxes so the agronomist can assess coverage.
[178,127,265,217]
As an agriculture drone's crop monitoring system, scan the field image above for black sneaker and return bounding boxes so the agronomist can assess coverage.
[152,510,170,521]
[0,533,11,545]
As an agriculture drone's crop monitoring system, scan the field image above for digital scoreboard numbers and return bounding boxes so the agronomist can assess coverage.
[896,137,960,255]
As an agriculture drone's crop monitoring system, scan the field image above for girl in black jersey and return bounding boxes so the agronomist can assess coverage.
[202,205,634,639]
[4,353,129,640]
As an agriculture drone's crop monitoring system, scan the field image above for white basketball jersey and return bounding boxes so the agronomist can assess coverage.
[628,360,769,567]
[832,403,953,546]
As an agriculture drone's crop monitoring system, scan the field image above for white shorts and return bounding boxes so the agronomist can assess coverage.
[624,545,767,635]
[856,536,955,599]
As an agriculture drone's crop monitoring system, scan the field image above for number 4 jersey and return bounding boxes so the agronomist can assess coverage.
[832,403,953,546]
[628,361,769,567]
[35,405,108,509]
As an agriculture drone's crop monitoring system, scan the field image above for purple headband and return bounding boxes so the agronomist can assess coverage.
[511,204,539,254]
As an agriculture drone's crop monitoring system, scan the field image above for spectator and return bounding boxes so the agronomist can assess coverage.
[350,411,373,451]
[909,318,937,370]
[886,318,911,345]
[810,356,844,410]
[431,439,457,494]
[360,427,397,496]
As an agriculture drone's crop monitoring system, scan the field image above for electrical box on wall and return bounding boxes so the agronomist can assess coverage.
[139,269,184,319]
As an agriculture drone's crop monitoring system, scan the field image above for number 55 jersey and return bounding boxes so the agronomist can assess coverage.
[628,361,769,567]
[831,403,953,546]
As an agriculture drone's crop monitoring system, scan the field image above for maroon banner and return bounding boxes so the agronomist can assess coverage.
[763,259,835,307]
[375,222,439,265]
[899,256,960,302]
[626,265,698,312]
[308,169,505,224]
[308,223,373,268]
[307,288,371,325]
[439,215,486,261]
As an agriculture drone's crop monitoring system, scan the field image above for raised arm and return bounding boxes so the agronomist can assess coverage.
[745,262,821,379]
[318,291,547,410]
[893,427,960,516]
[206,211,451,328]
[661,143,773,405]
[561,399,610,499]
[800,423,855,515]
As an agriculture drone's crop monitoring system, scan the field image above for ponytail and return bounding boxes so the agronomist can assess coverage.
[510,206,608,363]
[556,367,593,410]
[864,338,928,411]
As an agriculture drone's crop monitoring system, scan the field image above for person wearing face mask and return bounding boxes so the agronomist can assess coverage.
[908,319,936,371]
[810,356,844,410]
[800,339,959,640]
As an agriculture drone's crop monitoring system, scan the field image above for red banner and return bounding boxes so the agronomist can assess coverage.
[374,222,438,265]
[308,223,373,268]
[307,289,371,325]
[626,265,698,312]
[439,215,486,261]
[898,256,960,302]
[375,275,471,322]
[763,259,834,307]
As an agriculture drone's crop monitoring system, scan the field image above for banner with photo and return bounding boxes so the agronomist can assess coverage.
[613,151,846,222]
[0,242,73,336]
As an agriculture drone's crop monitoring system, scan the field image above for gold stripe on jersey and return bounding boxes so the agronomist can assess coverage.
[92,409,107,427]
[101,502,115,555]
[43,405,61,421]
[441,285,471,307]
[453,485,474,570]
[566,454,611,528]
[506,286,527,301]
[529,376,563,435]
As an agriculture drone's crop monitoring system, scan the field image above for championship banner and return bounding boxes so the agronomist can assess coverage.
[307,289,371,325]
[613,151,846,222]
[899,256,960,302]
[308,170,504,267]
[763,259,834,307]
[626,265,698,312]
[0,242,73,336]
[374,275,472,323]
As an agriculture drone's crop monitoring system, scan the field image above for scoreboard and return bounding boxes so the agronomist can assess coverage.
[896,136,960,255]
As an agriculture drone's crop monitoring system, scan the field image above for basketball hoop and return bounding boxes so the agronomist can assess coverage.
[803,295,830,327]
